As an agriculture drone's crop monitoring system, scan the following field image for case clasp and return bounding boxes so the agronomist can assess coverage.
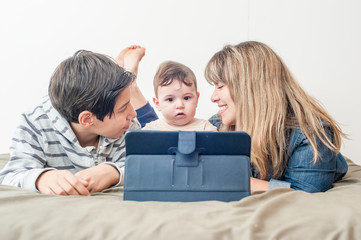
[170,131,200,167]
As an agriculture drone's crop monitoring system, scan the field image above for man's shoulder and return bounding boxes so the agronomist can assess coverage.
[19,97,69,137]
[23,98,45,116]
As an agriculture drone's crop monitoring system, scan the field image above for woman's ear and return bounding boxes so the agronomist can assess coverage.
[78,111,95,128]
[153,97,161,112]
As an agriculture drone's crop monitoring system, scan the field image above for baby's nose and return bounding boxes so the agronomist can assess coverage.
[176,100,184,108]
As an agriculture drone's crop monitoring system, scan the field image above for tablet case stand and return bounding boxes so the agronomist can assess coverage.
[124,130,251,202]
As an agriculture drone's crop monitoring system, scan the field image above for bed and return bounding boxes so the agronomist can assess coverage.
[0,153,360,239]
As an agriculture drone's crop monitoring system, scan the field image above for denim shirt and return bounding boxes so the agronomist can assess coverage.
[138,105,348,193]
[209,114,348,193]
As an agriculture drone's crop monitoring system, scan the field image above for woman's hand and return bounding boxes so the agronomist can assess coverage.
[250,177,269,192]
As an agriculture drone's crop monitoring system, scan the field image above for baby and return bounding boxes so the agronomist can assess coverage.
[143,61,217,131]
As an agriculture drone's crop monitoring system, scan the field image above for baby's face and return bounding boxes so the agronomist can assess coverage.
[154,80,199,127]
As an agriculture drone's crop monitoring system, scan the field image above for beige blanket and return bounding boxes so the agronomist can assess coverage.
[0,153,360,240]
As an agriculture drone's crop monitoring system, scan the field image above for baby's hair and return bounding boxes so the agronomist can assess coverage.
[153,61,197,96]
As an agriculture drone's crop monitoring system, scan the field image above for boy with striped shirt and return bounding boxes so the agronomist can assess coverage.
[0,49,144,195]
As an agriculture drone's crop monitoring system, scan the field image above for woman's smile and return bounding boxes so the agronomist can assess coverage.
[218,105,228,115]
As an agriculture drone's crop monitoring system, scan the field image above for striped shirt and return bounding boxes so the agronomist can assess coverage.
[0,96,140,191]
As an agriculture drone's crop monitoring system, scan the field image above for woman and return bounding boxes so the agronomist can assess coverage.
[205,41,348,192]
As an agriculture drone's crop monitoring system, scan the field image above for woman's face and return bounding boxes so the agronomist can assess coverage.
[211,83,236,126]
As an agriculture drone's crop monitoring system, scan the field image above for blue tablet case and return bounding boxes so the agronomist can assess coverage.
[123,130,251,202]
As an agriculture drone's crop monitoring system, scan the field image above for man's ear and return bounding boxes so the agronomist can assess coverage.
[78,111,95,128]
[153,97,161,112]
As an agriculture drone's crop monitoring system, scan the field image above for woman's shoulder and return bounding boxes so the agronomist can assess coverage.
[288,122,333,144]
[208,114,221,130]
[287,122,337,158]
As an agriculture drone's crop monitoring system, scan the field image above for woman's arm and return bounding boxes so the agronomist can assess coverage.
[282,129,347,193]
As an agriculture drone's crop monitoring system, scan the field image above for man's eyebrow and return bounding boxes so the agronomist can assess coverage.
[118,100,130,110]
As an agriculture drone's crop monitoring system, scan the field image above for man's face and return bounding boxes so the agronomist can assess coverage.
[93,86,136,138]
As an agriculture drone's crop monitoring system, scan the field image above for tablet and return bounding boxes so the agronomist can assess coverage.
[124,130,251,202]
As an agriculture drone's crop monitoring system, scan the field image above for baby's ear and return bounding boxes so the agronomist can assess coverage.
[78,111,95,128]
[197,92,199,107]
[196,92,200,107]
[153,97,161,112]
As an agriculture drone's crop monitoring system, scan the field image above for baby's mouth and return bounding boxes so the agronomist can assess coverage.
[175,112,186,118]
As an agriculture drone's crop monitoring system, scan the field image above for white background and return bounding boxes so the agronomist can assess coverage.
[1,0,360,165]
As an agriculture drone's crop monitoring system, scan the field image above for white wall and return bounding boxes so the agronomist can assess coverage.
[1,0,360,164]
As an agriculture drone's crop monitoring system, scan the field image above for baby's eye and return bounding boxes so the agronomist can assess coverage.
[217,85,224,89]
[166,98,173,102]
[184,96,191,100]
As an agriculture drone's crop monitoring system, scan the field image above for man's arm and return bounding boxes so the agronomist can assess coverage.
[0,113,90,195]
[0,113,51,191]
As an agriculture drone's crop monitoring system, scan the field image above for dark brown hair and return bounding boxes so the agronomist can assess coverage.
[49,50,135,123]
[153,61,197,96]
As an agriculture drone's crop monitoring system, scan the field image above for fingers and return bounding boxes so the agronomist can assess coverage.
[37,170,90,196]
[78,177,89,187]
[75,170,95,193]
[128,45,142,49]
[75,165,120,194]
[61,173,90,196]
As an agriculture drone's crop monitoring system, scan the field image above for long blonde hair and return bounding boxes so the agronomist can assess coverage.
[205,41,344,179]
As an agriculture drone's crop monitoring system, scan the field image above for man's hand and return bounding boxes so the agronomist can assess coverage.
[75,164,120,193]
[36,170,90,196]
